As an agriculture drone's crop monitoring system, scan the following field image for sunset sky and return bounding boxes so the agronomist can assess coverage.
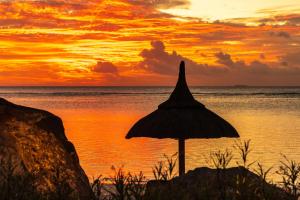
[0,0,300,86]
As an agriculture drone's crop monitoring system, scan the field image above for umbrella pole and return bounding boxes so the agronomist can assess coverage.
[178,138,185,176]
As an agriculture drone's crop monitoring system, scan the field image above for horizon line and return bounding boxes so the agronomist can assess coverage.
[0,85,300,88]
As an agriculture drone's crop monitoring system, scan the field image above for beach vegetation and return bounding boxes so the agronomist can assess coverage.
[1,140,300,200]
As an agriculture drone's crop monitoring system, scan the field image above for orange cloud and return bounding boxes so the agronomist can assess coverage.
[0,0,299,86]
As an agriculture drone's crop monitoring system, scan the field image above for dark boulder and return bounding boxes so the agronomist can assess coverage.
[145,167,291,200]
[0,98,94,199]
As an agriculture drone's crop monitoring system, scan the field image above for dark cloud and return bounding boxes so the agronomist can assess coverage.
[286,16,300,25]
[136,40,226,75]
[215,51,300,76]
[0,15,84,29]
[269,31,291,39]
[84,22,122,31]
[215,52,235,67]
[213,51,300,85]
[137,41,300,78]
[199,31,243,42]
[135,41,300,85]
[127,0,190,9]
[32,0,91,10]
[280,50,300,66]
[211,20,246,27]
[93,61,119,74]
[215,52,270,74]
[91,41,300,85]
[259,14,300,26]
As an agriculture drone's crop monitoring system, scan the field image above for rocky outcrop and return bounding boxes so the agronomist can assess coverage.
[145,167,291,200]
[0,98,93,199]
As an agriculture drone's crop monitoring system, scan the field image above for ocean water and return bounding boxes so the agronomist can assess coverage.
[1,86,300,181]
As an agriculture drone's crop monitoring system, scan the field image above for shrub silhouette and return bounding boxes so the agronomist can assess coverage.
[1,141,299,200]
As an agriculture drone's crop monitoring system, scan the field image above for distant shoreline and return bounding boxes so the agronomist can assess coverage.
[0,85,300,88]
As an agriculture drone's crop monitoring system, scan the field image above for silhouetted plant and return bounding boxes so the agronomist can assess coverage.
[164,153,177,179]
[209,149,233,200]
[104,166,129,200]
[254,162,273,200]
[234,139,255,169]
[3,145,300,200]
[277,155,300,199]
[104,168,147,200]
[127,171,146,200]
[234,140,256,200]
[91,175,103,200]
[210,149,233,170]
[152,160,164,181]
[152,153,177,181]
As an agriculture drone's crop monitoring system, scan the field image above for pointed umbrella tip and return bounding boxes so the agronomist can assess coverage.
[179,61,185,78]
[180,60,185,69]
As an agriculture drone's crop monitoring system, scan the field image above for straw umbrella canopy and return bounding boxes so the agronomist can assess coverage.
[126,61,239,176]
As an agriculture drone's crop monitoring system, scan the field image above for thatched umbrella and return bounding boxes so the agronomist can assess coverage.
[126,61,239,176]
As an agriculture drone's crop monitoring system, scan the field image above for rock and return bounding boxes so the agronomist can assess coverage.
[0,98,94,199]
[145,167,291,200]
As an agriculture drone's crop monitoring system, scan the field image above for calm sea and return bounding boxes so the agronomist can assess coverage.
[1,86,300,181]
